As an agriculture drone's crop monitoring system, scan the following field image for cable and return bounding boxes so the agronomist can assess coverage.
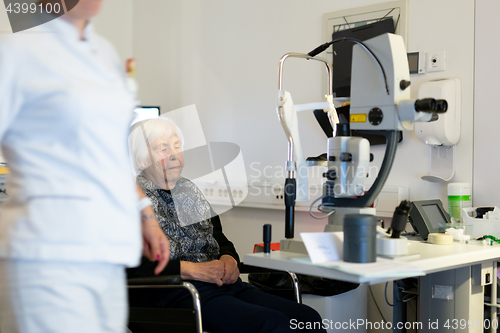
[307,42,332,58]
[308,196,335,219]
[385,282,394,307]
[416,285,419,324]
[400,294,417,303]
[368,285,387,323]
[483,235,500,243]
[380,9,395,21]
[307,37,389,95]
[385,280,414,307]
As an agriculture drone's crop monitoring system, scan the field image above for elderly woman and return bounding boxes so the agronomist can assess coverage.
[127,117,326,333]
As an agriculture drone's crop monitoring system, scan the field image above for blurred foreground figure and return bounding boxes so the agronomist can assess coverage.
[0,1,169,332]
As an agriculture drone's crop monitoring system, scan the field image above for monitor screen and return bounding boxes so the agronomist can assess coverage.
[331,18,395,97]
[421,204,448,229]
[409,200,451,240]
[407,52,419,74]
[131,106,161,126]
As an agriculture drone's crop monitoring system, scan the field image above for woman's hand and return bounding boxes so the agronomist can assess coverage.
[141,212,170,275]
[180,260,225,286]
[136,184,170,275]
[219,255,239,285]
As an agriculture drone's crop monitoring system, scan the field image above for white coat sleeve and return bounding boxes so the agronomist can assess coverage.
[0,39,23,143]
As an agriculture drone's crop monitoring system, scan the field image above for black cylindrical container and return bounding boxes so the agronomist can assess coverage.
[263,224,272,254]
[343,214,377,263]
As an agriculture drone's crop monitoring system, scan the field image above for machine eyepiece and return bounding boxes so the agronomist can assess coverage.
[414,98,437,112]
[435,99,448,113]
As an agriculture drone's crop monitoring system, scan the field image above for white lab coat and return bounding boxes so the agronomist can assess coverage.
[0,17,141,266]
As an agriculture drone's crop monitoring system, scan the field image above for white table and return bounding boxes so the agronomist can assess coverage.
[244,239,500,333]
[245,239,500,284]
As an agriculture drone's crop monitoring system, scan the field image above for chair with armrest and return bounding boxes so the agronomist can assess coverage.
[127,275,203,333]
[239,263,302,304]
[127,264,302,333]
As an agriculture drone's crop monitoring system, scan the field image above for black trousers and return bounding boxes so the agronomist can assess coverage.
[130,278,327,333]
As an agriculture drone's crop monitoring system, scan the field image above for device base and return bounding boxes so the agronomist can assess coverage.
[280,239,308,254]
[376,236,408,256]
[325,207,377,232]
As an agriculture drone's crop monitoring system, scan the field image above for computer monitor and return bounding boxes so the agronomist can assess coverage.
[131,106,161,126]
[329,19,402,145]
[331,18,395,97]
[409,200,452,240]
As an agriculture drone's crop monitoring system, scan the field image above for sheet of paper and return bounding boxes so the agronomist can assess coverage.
[300,232,343,264]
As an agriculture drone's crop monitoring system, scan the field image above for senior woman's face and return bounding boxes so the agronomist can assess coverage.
[146,134,184,190]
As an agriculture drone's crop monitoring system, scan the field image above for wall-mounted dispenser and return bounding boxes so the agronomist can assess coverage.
[415,78,461,182]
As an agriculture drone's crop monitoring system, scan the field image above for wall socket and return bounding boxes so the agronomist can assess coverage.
[427,50,446,72]
[272,185,284,205]
[196,181,248,207]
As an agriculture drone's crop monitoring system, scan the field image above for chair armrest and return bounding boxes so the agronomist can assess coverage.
[239,262,302,304]
[128,275,183,286]
[239,263,285,274]
[127,277,203,333]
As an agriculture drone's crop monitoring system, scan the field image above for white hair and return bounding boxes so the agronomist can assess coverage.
[128,117,184,175]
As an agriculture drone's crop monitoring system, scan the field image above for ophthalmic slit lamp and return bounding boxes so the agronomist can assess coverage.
[276,33,448,239]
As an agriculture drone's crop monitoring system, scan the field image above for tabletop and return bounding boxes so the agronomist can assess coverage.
[244,239,500,284]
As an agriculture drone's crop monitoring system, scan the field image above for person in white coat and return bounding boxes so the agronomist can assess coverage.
[0,1,170,332]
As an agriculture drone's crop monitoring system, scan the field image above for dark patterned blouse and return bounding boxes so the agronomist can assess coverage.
[136,174,220,263]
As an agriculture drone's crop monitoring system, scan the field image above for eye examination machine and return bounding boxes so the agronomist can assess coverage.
[276,33,447,241]
[245,32,500,333]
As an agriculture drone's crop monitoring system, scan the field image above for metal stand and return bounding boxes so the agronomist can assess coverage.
[325,207,376,232]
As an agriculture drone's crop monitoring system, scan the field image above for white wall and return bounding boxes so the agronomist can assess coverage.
[0,2,9,32]
[131,0,474,254]
[474,1,500,207]
[0,1,133,59]
[0,0,11,163]
[93,0,134,61]
[393,0,474,199]
[0,14,9,190]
